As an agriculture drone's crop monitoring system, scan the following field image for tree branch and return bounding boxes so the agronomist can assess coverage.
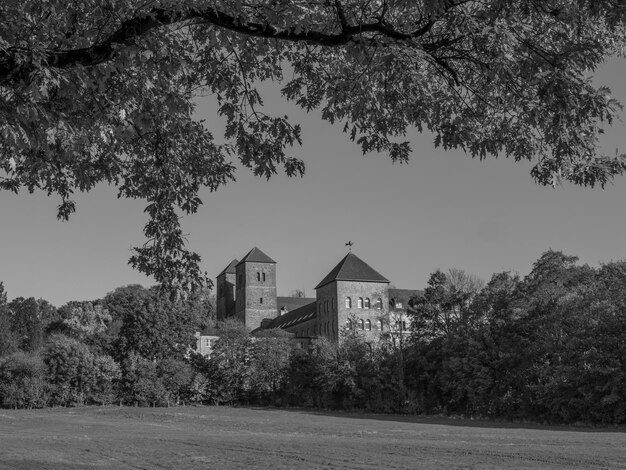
[0,5,444,86]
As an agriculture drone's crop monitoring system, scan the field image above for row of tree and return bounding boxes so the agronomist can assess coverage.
[1,250,626,424]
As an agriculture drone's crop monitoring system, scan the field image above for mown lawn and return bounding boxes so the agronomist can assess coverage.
[0,406,624,469]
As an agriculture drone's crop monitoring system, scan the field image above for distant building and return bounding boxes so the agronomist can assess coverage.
[211,247,421,347]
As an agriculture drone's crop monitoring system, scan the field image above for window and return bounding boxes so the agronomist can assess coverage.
[359,319,365,330]
[358,297,363,309]
[218,285,223,296]
[365,319,371,331]
[346,319,352,329]
[376,298,383,309]
[378,319,384,331]
[260,297,263,304]
[257,272,260,281]
[306,328,309,337]
[345,297,352,308]
[395,302,403,309]
[318,303,322,314]
[262,272,266,282]
[239,274,243,284]
[364,298,371,309]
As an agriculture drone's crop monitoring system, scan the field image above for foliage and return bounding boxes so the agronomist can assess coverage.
[410,268,482,339]
[0,283,19,356]
[120,353,168,407]
[103,285,202,361]
[1,1,624,290]
[157,358,194,405]
[248,329,296,403]
[0,351,49,409]
[55,301,112,341]
[42,334,99,406]
[7,297,58,351]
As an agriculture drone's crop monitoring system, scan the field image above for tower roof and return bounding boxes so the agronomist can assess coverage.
[315,252,390,289]
[236,247,276,265]
[217,259,238,277]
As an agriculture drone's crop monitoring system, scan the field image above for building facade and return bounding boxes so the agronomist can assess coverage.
[213,247,420,346]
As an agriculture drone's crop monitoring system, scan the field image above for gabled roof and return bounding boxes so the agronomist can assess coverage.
[268,300,317,329]
[217,259,238,277]
[315,252,390,289]
[236,247,276,265]
[276,296,316,315]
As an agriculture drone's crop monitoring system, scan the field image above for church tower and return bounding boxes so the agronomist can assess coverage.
[234,247,277,330]
[216,259,238,321]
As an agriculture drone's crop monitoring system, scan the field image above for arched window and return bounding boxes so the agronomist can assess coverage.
[358,297,363,309]
[326,300,329,312]
[376,298,383,309]
[345,297,352,308]
[378,319,384,331]
[365,319,371,331]
[262,272,266,282]
[346,319,352,329]
[257,272,261,281]
[359,319,365,330]
[318,303,322,314]
[364,298,371,309]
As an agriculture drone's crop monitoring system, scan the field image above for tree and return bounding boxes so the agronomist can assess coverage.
[0,283,19,356]
[103,285,203,361]
[248,328,296,403]
[0,351,49,409]
[50,301,113,348]
[42,334,99,406]
[7,297,58,352]
[409,269,482,339]
[1,1,624,291]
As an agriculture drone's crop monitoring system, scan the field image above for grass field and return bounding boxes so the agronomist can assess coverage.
[0,407,625,469]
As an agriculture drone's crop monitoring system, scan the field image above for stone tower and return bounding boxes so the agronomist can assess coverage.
[216,259,238,321]
[315,252,390,343]
[234,247,277,330]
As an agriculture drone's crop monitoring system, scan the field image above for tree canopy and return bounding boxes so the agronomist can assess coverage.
[1,0,625,290]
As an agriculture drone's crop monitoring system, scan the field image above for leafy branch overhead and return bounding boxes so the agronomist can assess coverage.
[0,0,625,290]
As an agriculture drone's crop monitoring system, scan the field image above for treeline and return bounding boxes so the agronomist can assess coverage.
[404,250,626,425]
[1,250,626,425]
[0,284,213,408]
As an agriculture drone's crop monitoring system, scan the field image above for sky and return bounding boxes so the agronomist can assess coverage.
[1,59,625,307]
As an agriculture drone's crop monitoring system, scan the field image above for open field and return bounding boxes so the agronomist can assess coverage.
[0,407,625,469]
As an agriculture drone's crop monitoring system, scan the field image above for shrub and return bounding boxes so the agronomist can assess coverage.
[0,352,49,409]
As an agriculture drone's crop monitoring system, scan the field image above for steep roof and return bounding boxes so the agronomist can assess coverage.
[217,259,238,277]
[268,300,317,329]
[236,247,276,265]
[315,252,390,290]
[276,296,316,315]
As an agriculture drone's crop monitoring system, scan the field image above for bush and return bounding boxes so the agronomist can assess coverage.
[121,353,167,406]
[0,352,49,409]
[91,354,121,405]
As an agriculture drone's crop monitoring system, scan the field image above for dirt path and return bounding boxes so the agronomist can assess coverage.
[0,407,624,469]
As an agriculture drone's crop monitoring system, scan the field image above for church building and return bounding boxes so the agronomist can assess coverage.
[213,247,420,347]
